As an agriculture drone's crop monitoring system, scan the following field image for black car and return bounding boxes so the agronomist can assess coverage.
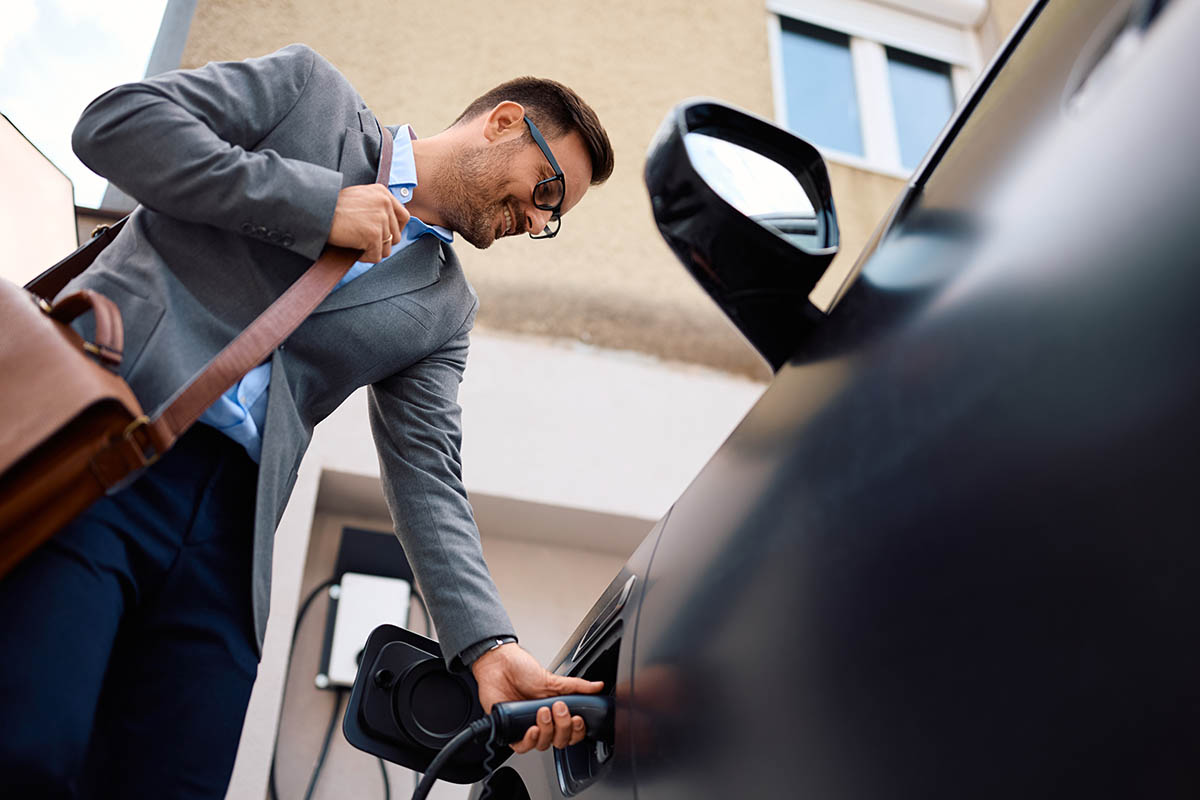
[350,0,1200,796]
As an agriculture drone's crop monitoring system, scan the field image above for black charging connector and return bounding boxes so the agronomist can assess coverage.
[344,626,616,799]
[410,695,615,800]
[490,694,614,746]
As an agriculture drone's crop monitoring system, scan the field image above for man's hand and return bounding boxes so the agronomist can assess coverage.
[327,184,409,262]
[471,643,605,754]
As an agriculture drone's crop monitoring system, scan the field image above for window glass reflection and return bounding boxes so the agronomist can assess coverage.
[887,47,956,170]
[780,19,864,157]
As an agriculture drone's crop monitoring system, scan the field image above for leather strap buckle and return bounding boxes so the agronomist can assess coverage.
[81,340,122,367]
[123,415,161,467]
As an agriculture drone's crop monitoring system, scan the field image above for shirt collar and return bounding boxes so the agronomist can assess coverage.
[390,124,453,243]
[389,124,419,188]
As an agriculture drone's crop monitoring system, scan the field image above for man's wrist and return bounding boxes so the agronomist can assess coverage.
[460,635,517,670]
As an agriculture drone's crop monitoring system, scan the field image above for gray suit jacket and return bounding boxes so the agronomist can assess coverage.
[64,44,514,664]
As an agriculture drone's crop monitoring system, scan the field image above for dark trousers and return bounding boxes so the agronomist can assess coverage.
[0,424,261,799]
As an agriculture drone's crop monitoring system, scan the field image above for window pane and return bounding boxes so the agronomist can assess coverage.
[779,18,863,157]
[887,47,956,170]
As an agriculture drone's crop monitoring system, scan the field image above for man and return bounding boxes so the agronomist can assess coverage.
[0,44,614,797]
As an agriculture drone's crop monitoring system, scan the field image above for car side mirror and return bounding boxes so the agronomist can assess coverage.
[645,99,840,371]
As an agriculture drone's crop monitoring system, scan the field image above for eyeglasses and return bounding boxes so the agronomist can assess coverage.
[524,116,565,239]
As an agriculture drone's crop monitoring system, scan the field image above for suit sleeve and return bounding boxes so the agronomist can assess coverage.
[71,43,342,260]
[368,302,516,669]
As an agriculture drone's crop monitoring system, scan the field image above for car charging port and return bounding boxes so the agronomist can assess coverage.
[556,626,621,795]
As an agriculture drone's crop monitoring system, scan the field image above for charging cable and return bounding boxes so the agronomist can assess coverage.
[410,694,614,800]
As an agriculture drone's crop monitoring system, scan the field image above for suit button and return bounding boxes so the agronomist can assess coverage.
[255,225,268,237]
[268,230,281,242]
[241,222,253,234]
[281,234,294,247]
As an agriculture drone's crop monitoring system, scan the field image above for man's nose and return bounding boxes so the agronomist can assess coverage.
[526,206,553,234]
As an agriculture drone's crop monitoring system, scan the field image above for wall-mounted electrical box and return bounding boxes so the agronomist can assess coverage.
[318,527,417,689]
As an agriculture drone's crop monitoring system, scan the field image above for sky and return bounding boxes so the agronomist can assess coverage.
[0,0,169,208]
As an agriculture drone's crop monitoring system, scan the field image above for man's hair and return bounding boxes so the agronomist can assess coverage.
[453,77,614,186]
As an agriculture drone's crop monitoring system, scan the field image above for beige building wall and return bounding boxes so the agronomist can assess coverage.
[1,114,77,285]
[181,0,780,378]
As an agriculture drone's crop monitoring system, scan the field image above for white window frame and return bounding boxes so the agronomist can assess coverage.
[767,0,985,177]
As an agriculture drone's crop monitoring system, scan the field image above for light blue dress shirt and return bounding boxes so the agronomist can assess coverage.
[198,125,453,462]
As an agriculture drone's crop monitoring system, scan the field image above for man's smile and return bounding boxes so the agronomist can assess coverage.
[502,204,513,236]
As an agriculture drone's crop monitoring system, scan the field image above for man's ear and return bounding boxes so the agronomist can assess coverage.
[482,101,526,143]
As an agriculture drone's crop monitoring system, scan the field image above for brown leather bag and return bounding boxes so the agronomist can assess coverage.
[0,130,393,578]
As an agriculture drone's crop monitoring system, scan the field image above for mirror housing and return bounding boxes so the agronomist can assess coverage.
[645,100,839,371]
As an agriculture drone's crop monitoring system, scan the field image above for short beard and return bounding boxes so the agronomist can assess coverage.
[438,139,524,249]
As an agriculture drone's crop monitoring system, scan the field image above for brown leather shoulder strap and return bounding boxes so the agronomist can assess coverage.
[143,120,395,454]
[26,217,128,300]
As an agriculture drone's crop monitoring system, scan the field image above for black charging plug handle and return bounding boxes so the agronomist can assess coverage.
[490,695,614,745]
[411,697,614,800]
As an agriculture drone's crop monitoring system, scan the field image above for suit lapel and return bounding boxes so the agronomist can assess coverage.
[313,236,445,313]
[337,109,390,188]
